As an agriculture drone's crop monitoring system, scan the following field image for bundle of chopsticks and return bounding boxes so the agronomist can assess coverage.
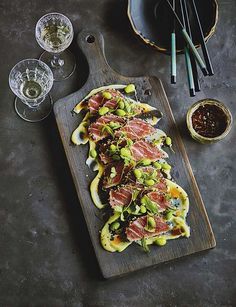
[165,0,214,97]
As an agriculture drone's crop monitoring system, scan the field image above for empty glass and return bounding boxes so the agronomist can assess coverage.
[9,59,54,122]
[35,12,76,81]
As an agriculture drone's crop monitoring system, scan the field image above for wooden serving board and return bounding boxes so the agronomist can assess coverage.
[54,30,216,278]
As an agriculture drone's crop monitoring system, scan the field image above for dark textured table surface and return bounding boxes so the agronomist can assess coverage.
[1,0,235,306]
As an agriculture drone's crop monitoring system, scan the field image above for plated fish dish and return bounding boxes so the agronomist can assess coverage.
[71,84,190,252]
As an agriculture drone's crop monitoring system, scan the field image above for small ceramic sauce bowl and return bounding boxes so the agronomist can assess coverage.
[186,99,233,144]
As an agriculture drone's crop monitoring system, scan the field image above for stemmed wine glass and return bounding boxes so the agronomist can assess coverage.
[35,13,76,81]
[9,59,54,122]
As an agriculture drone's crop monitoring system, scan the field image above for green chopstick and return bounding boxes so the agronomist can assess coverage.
[179,0,195,96]
[171,0,176,84]
[165,0,208,76]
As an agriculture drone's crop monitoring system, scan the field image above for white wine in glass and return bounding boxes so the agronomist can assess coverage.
[35,13,76,81]
[9,59,54,122]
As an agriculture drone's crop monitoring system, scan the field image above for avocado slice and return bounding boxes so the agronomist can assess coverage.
[166,179,189,218]
[90,164,105,209]
[71,112,90,145]
[100,213,131,252]
[86,140,99,172]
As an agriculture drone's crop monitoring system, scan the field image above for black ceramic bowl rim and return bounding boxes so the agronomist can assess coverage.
[186,99,233,143]
[127,0,219,54]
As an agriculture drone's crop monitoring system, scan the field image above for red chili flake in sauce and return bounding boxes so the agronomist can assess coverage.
[191,104,228,138]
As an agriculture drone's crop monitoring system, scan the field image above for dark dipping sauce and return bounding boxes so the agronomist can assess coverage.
[191,104,228,138]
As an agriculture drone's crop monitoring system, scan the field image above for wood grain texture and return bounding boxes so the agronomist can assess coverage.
[53,30,216,279]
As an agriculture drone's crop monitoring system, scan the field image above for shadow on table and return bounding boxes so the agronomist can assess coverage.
[41,114,103,280]
[104,0,151,51]
[40,37,102,280]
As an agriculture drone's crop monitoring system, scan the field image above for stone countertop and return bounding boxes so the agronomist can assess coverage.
[0,0,235,306]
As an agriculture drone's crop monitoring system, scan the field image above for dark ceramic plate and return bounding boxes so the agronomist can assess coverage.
[128,0,218,54]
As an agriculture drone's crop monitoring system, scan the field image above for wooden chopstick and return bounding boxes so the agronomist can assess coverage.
[165,0,208,76]
[183,0,201,91]
[190,0,214,76]
[179,0,195,96]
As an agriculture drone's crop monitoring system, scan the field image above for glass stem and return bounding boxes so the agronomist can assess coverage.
[51,54,64,68]
[23,97,45,108]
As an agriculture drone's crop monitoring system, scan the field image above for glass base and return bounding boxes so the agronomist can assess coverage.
[39,50,76,81]
[14,94,53,123]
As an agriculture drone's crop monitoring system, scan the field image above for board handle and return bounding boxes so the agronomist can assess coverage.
[77,30,113,77]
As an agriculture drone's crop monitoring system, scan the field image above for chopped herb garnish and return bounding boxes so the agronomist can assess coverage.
[102,124,114,137]
[141,196,158,214]
[132,190,140,201]
[126,138,134,147]
[112,154,120,161]
[109,121,121,130]
[141,238,150,252]
[144,216,156,232]
[110,166,117,178]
